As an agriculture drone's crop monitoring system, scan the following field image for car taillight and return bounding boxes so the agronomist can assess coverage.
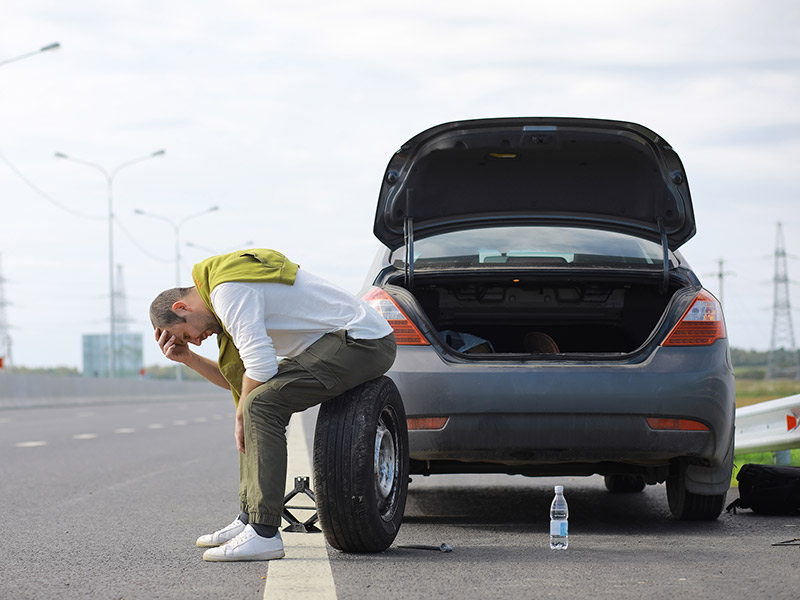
[662,290,726,347]
[362,287,430,345]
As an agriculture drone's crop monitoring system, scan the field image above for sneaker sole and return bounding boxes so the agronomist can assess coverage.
[202,549,285,562]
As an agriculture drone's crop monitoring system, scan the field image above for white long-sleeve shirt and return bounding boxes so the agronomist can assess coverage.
[210,268,392,382]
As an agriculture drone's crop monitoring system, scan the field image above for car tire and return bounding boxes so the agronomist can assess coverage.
[604,474,646,493]
[312,376,409,552]
[666,460,726,520]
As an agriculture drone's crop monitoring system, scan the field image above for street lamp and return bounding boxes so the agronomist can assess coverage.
[55,149,166,378]
[0,42,60,68]
[134,206,219,381]
[134,206,219,286]
[186,240,254,256]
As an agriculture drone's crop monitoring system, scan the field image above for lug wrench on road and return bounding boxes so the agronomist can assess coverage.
[397,543,453,552]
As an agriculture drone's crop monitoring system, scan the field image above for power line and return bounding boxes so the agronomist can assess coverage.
[0,151,104,220]
[705,258,735,308]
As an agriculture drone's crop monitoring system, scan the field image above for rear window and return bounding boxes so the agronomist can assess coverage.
[390,226,674,270]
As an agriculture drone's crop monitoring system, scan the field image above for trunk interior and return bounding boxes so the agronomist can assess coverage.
[385,272,688,355]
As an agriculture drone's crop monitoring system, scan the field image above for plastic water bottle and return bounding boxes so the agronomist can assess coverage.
[549,485,568,550]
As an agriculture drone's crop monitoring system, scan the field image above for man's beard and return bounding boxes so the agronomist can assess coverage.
[203,315,223,336]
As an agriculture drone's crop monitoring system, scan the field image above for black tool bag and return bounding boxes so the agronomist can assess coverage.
[726,463,800,515]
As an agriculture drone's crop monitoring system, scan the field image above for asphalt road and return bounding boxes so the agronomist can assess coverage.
[2,397,799,599]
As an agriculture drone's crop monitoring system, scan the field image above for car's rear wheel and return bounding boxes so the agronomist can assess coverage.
[313,376,409,552]
[666,460,727,520]
[604,474,646,493]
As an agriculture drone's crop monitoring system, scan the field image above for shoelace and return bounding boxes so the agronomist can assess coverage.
[222,527,255,548]
[220,520,243,533]
[210,520,243,540]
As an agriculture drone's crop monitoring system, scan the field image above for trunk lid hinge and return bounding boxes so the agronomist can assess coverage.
[404,188,415,292]
[658,216,669,295]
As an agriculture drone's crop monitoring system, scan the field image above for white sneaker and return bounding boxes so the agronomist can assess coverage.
[196,517,247,548]
[202,525,285,562]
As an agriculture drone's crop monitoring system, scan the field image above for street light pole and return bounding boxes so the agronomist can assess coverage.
[185,240,254,256]
[55,149,166,378]
[0,42,60,68]
[134,206,219,381]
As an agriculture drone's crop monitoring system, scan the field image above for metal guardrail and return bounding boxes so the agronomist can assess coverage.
[734,393,800,455]
[0,373,224,409]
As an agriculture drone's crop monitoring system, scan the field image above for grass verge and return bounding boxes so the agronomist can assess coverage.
[735,378,800,408]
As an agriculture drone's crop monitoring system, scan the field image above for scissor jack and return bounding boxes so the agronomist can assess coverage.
[282,476,320,533]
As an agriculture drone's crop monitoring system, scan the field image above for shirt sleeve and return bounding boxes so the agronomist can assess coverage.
[210,282,279,382]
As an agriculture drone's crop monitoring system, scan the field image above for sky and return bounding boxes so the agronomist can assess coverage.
[0,0,798,371]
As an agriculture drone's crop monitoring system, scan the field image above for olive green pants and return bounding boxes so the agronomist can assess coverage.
[238,330,397,526]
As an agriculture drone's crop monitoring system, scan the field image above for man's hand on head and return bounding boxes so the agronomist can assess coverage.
[152,327,229,391]
[155,327,193,364]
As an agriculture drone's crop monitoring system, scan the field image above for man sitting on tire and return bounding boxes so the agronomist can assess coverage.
[149,248,396,562]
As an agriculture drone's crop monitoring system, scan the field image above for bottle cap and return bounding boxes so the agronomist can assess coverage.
[554,485,563,493]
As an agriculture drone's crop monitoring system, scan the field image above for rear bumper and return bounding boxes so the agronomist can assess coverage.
[387,342,735,473]
[408,414,713,465]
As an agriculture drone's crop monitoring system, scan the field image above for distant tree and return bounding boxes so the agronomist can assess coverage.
[6,366,81,376]
[730,348,768,367]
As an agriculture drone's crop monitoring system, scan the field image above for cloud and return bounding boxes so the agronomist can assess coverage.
[2,0,799,367]
[702,123,800,145]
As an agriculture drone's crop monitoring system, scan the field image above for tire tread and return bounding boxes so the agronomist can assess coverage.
[313,377,408,552]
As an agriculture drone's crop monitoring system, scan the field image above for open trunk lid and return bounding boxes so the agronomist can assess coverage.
[374,117,695,252]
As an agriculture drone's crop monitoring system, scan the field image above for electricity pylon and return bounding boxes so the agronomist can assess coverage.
[115,264,130,333]
[766,222,800,380]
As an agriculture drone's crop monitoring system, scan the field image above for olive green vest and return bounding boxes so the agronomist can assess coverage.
[191,249,299,404]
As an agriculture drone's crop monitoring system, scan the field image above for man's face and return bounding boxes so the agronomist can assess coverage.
[166,311,221,347]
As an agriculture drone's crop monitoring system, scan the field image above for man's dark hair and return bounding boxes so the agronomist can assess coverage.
[150,287,194,329]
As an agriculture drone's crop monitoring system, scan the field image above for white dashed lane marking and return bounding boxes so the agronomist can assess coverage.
[263,411,336,599]
[10,411,230,448]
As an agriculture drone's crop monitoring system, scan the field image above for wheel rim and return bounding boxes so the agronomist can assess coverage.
[374,406,399,520]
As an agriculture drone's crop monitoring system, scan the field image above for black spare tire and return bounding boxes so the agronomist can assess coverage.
[313,376,409,552]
